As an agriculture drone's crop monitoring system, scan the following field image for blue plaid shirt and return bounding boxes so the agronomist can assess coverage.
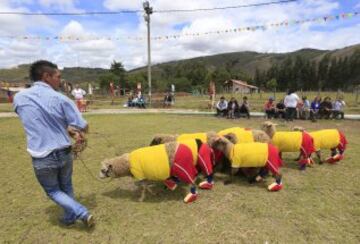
[13,82,87,158]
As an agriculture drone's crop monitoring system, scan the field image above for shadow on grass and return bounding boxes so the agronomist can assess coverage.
[102,183,188,203]
[212,172,270,191]
[45,193,97,232]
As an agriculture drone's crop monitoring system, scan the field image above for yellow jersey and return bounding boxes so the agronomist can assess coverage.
[230,143,268,168]
[129,144,170,181]
[272,131,302,152]
[310,129,340,151]
[218,127,254,143]
[177,133,207,143]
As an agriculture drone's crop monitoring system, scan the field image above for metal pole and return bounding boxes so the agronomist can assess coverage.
[147,14,152,105]
[143,1,153,106]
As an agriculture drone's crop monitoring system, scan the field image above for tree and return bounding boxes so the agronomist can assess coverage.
[266,78,278,99]
[110,60,126,85]
[98,72,120,90]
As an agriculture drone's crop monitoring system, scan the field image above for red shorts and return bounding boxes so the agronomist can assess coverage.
[76,99,82,109]
[196,144,214,176]
[171,144,198,184]
[265,144,283,175]
[213,149,224,163]
[337,131,347,152]
[300,132,315,158]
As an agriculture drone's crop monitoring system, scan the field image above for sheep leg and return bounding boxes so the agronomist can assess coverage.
[294,152,302,161]
[330,148,337,157]
[136,180,147,202]
[146,184,156,195]
[316,151,323,164]
[224,167,238,185]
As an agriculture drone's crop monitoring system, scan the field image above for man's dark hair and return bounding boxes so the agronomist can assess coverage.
[29,60,58,82]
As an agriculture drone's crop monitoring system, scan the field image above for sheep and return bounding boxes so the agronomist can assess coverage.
[149,134,179,145]
[293,126,348,164]
[261,121,316,170]
[150,131,237,173]
[99,142,199,203]
[209,135,283,191]
[150,127,270,146]
[170,138,218,190]
[217,127,271,144]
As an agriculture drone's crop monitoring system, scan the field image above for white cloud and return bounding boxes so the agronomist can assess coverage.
[103,0,143,10]
[1,0,359,70]
[38,0,82,12]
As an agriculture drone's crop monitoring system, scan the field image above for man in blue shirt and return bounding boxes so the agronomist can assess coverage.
[13,60,94,227]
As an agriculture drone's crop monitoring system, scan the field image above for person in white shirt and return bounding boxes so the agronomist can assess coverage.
[284,89,299,121]
[216,96,228,117]
[332,97,345,119]
[71,84,86,112]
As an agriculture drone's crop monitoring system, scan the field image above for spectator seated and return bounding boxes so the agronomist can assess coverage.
[238,96,250,119]
[319,96,332,119]
[264,97,276,119]
[332,98,345,119]
[227,97,239,119]
[275,99,286,119]
[216,96,228,117]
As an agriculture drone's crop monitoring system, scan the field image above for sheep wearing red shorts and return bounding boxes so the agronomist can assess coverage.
[99,142,199,203]
[171,138,216,190]
[261,121,315,170]
[209,135,283,191]
[294,127,348,164]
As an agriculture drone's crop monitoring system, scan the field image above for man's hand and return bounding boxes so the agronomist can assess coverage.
[67,126,87,156]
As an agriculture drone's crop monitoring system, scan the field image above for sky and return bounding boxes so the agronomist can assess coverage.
[0,0,359,70]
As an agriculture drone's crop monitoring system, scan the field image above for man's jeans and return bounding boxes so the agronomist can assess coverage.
[32,147,88,224]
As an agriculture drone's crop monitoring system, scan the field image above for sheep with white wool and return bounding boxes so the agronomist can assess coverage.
[261,121,315,170]
[99,141,200,203]
[293,126,348,164]
[207,133,283,191]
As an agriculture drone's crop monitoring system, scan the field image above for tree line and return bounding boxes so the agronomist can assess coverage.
[98,49,360,93]
[255,49,360,91]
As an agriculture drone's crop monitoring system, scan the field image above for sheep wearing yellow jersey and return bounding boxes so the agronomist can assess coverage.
[217,127,272,179]
[208,135,283,191]
[217,127,271,144]
[261,121,315,170]
[99,141,199,203]
[150,127,270,146]
[293,126,348,164]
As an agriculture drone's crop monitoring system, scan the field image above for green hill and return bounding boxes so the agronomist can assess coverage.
[1,44,359,91]
[0,65,108,83]
[130,44,359,77]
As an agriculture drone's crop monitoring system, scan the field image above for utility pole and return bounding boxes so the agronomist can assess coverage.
[143,1,153,106]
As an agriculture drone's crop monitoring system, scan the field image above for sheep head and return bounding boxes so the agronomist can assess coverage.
[261,121,277,138]
[223,132,238,144]
[149,134,177,146]
[99,153,130,179]
[209,135,233,156]
[292,126,305,132]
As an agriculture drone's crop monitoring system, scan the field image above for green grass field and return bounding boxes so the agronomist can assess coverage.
[1,114,360,243]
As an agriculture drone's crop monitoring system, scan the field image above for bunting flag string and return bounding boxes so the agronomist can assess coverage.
[0,11,358,42]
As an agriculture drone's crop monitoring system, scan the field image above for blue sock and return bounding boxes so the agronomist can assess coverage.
[207,174,213,183]
[171,176,180,184]
[276,177,282,184]
[299,164,306,170]
[190,186,196,194]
